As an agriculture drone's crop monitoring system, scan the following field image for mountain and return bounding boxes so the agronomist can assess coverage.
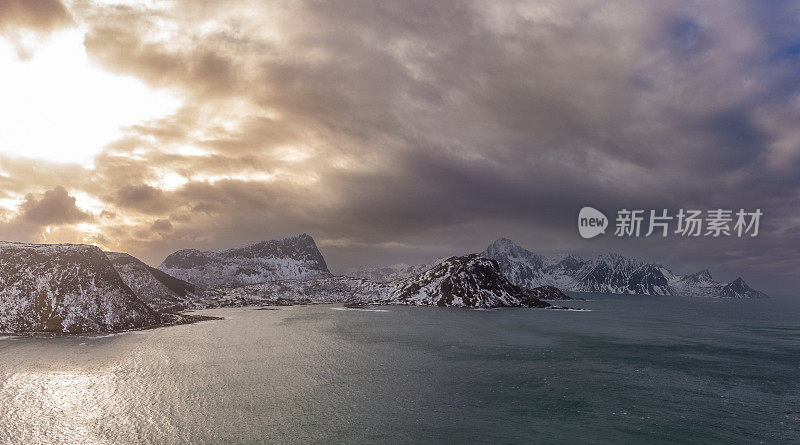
[380,254,551,308]
[0,242,160,334]
[481,238,769,298]
[572,253,672,295]
[212,254,555,309]
[719,278,769,299]
[158,234,332,288]
[670,269,720,297]
[106,251,204,311]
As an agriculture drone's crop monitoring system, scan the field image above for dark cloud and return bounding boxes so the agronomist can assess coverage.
[150,219,173,233]
[0,0,72,31]
[18,186,90,226]
[111,184,172,215]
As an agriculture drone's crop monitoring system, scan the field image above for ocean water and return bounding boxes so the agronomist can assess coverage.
[1,295,799,444]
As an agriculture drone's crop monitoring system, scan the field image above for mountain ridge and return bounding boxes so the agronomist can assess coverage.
[214,254,562,309]
[158,233,332,288]
[481,238,769,298]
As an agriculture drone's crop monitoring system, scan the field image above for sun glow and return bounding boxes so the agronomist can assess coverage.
[0,29,180,166]
[147,170,190,191]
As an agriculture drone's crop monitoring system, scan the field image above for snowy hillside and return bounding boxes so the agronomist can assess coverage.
[0,242,160,334]
[106,251,205,311]
[158,233,332,288]
[380,254,551,308]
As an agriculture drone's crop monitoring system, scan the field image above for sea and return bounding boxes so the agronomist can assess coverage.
[1,294,799,444]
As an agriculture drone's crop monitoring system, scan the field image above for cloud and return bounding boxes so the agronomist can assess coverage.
[18,186,91,226]
[0,0,73,58]
[0,0,72,32]
[150,218,173,233]
[111,184,172,215]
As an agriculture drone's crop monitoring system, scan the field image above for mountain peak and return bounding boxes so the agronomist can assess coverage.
[486,237,521,252]
[720,277,768,298]
[491,236,516,246]
[730,277,748,287]
[484,237,539,260]
[158,234,331,288]
[386,253,551,308]
[683,269,713,282]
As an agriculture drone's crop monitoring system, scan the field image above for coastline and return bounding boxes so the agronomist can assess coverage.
[0,312,222,338]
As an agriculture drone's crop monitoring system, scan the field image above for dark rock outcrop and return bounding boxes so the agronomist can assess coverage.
[526,285,572,301]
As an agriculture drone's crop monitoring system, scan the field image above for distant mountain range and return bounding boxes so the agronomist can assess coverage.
[215,254,564,309]
[481,238,768,298]
[0,233,769,334]
[351,237,768,298]
[158,233,332,288]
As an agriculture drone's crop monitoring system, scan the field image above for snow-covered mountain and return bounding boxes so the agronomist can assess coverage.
[0,242,160,334]
[481,238,769,298]
[158,233,332,288]
[382,254,552,308]
[212,254,558,309]
[106,251,205,311]
[719,278,769,299]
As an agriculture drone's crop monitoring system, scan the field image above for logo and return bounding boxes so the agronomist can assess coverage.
[578,206,762,239]
[578,206,608,239]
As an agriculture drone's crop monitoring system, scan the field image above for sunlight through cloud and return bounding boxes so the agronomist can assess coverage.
[0,28,181,167]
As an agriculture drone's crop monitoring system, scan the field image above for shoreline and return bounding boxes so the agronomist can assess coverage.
[0,312,223,338]
[0,300,590,337]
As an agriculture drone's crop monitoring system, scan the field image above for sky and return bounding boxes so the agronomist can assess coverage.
[1,0,799,294]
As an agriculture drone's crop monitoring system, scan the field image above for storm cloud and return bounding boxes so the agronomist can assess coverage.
[1,0,800,294]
